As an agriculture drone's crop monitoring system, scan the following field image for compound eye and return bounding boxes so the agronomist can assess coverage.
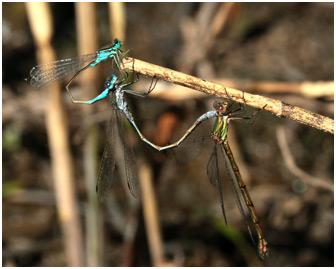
[213,101,219,109]
[105,81,111,88]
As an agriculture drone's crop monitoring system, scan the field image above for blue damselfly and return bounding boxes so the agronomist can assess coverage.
[29,38,127,102]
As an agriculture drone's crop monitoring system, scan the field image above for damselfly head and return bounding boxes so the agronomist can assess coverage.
[105,81,113,89]
[213,101,228,115]
[106,74,118,90]
[112,38,122,49]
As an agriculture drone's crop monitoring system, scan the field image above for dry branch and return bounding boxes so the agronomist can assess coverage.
[216,79,334,99]
[122,57,334,135]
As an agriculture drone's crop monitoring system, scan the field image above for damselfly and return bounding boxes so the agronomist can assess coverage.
[68,72,155,200]
[170,98,269,259]
[29,38,127,103]
[70,71,189,201]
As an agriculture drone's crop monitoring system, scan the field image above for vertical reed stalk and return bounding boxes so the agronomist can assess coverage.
[75,2,102,266]
[25,2,84,266]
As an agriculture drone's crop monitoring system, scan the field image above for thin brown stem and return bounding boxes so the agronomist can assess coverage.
[108,2,126,42]
[138,160,166,266]
[122,57,334,134]
[276,126,334,192]
[75,2,102,266]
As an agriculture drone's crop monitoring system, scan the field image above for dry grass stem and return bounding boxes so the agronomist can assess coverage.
[139,160,166,266]
[75,2,102,266]
[109,2,126,42]
[122,57,334,134]
[26,2,84,266]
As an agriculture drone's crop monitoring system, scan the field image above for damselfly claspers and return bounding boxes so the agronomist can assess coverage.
[170,98,269,259]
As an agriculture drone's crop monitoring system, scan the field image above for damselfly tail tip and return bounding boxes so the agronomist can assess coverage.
[258,239,269,259]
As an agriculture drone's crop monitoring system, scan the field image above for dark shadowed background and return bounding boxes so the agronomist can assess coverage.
[2,2,334,266]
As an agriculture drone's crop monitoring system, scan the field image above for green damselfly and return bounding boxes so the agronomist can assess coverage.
[171,98,269,259]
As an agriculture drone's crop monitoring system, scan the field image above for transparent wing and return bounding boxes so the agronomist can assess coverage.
[116,111,140,198]
[219,143,255,245]
[207,144,227,225]
[169,136,212,163]
[96,109,117,203]
[29,53,97,88]
[206,143,218,187]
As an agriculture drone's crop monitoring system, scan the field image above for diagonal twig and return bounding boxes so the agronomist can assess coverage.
[276,126,333,192]
[122,57,334,134]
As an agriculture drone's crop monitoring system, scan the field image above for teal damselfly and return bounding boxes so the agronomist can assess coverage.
[170,99,269,259]
[29,38,127,103]
[70,72,156,200]
[70,71,187,201]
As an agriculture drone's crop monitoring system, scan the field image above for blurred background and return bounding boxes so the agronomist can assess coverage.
[2,2,334,267]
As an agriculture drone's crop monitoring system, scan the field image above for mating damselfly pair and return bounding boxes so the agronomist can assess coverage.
[29,39,269,259]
